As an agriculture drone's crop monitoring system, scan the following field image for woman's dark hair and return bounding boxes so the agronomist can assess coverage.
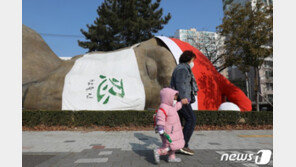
[179,50,196,63]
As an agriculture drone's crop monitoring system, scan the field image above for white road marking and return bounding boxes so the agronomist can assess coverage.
[242,163,259,167]
[215,151,228,155]
[99,151,113,155]
[74,158,108,163]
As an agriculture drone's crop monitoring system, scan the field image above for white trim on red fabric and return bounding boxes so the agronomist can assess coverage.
[155,36,183,64]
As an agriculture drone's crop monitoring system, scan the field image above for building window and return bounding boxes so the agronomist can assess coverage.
[267,94,273,103]
[265,70,273,79]
[264,61,273,68]
[262,0,267,5]
[266,83,273,91]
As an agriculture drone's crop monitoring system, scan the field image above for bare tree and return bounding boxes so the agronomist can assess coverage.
[217,2,273,111]
[187,33,227,72]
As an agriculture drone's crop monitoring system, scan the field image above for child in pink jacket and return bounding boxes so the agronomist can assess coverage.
[153,88,185,163]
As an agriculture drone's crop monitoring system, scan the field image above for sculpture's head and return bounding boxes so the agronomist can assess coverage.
[133,38,177,108]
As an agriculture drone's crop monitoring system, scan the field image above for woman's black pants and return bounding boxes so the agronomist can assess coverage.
[178,104,196,148]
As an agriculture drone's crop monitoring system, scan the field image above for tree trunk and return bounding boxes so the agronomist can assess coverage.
[218,65,227,72]
[244,72,250,98]
[254,67,260,111]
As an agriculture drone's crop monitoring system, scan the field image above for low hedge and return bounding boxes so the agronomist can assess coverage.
[22,110,272,127]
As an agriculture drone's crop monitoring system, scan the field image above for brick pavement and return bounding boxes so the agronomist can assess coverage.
[22,130,273,167]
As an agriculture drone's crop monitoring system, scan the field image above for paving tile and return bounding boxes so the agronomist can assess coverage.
[92,145,105,149]
[98,151,113,155]
[74,158,108,163]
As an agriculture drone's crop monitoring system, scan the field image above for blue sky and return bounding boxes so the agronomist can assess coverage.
[23,0,224,57]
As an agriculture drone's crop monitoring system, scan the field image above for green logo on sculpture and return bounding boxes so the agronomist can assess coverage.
[97,75,125,104]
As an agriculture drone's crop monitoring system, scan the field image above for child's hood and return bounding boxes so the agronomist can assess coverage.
[160,88,178,106]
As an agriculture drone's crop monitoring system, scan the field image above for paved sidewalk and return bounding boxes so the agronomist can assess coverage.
[23,130,273,167]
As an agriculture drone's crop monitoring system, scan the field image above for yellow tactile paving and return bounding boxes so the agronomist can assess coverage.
[238,135,273,138]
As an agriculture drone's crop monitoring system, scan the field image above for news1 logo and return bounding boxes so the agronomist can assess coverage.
[220,150,272,165]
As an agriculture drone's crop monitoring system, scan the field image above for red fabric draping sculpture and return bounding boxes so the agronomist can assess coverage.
[170,38,252,111]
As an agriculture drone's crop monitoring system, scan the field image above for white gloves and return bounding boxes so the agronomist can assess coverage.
[158,129,164,135]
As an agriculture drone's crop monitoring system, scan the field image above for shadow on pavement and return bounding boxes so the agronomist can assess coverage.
[22,154,55,167]
[129,132,164,165]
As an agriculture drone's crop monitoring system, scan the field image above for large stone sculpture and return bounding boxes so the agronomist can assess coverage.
[22,25,62,106]
[22,25,174,110]
[22,25,251,111]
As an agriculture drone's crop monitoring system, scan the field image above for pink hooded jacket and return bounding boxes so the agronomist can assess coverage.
[156,88,185,151]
